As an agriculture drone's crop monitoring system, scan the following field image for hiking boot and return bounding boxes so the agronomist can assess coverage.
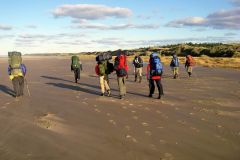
[148,94,153,98]
[100,93,104,96]
[158,95,161,99]
[107,90,111,97]
[120,95,124,99]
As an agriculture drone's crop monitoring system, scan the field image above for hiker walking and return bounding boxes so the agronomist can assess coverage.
[133,55,143,83]
[185,54,195,77]
[147,52,164,99]
[170,53,180,79]
[8,51,27,97]
[95,59,113,96]
[114,50,128,99]
[71,55,82,83]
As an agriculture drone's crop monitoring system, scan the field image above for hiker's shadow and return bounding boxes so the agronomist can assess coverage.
[46,82,101,96]
[41,75,74,83]
[0,85,15,97]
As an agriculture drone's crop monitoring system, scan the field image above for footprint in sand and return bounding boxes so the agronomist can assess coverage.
[94,108,101,113]
[138,104,143,107]
[159,139,167,144]
[156,110,162,114]
[142,122,149,127]
[1,106,7,109]
[131,110,136,113]
[133,116,138,120]
[82,102,88,105]
[201,118,207,121]
[93,105,97,108]
[5,102,10,105]
[157,126,164,129]
[145,131,152,136]
[125,125,131,130]
[190,127,200,133]
[129,104,134,106]
[177,120,186,125]
[106,113,111,116]
[214,134,227,142]
[122,106,128,109]
[125,134,137,143]
[109,120,116,125]
[161,153,174,160]
[189,112,195,115]
[144,107,150,111]
[76,96,80,99]
[150,144,157,151]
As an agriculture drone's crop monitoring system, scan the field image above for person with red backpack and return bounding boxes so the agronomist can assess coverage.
[147,52,164,99]
[114,50,128,99]
[185,54,195,77]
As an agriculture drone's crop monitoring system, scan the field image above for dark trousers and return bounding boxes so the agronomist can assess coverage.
[73,68,80,83]
[149,79,164,96]
[12,76,24,97]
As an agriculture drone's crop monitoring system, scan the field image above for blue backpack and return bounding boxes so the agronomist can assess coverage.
[150,54,163,76]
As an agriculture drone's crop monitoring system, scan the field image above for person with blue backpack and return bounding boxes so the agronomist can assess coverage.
[170,53,180,79]
[147,52,164,99]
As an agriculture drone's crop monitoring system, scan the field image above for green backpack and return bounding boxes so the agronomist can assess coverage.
[8,52,23,76]
[98,61,106,76]
[71,56,80,69]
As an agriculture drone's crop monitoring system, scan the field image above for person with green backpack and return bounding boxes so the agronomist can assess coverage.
[95,60,113,96]
[71,55,82,83]
[8,51,27,97]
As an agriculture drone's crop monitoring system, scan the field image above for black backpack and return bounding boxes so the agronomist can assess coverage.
[133,56,143,68]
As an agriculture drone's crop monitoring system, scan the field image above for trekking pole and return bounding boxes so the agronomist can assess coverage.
[24,77,31,97]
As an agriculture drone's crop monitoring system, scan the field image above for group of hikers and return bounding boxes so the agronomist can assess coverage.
[7,51,195,99]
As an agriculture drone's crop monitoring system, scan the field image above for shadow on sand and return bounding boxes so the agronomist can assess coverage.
[0,85,15,97]
[46,82,101,96]
[41,75,73,83]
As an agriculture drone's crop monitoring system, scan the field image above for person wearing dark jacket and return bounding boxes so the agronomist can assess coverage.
[133,55,143,83]
[170,54,180,79]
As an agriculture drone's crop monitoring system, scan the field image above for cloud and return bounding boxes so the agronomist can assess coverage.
[72,20,159,30]
[230,0,240,6]
[224,32,238,36]
[26,25,37,29]
[166,7,240,29]
[52,4,132,20]
[0,24,12,30]
[0,34,14,39]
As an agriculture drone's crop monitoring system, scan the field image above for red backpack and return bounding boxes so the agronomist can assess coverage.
[114,55,128,77]
[187,55,195,66]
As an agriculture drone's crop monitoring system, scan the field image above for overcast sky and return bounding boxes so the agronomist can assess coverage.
[0,0,239,54]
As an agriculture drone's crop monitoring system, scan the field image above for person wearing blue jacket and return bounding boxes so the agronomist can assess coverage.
[8,64,27,97]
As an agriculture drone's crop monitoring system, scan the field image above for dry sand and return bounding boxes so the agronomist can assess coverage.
[0,56,240,160]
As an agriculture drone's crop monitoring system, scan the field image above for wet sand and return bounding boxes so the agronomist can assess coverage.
[0,56,240,160]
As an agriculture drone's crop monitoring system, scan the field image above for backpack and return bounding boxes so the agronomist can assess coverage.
[114,55,127,77]
[170,57,179,67]
[133,56,143,68]
[150,55,163,76]
[187,55,195,66]
[98,61,106,76]
[105,61,114,74]
[71,56,80,69]
[8,51,23,76]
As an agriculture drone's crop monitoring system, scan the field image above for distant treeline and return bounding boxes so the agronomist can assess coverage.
[25,43,240,58]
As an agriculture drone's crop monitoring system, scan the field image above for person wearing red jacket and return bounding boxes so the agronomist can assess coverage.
[114,50,128,99]
[147,53,164,99]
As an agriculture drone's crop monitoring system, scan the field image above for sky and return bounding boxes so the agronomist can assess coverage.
[0,0,239,54]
